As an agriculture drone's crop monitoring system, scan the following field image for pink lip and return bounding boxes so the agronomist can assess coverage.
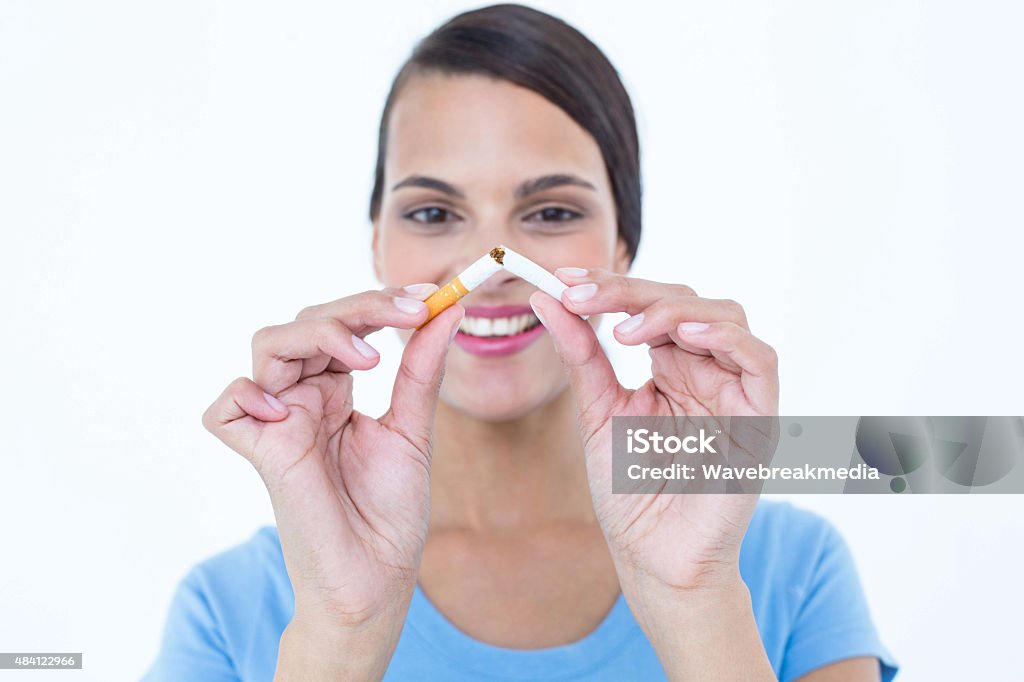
[454,305,546,358]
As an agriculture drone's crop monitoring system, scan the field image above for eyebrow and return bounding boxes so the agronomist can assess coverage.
[391,175,466,198]
[390,173,597,200]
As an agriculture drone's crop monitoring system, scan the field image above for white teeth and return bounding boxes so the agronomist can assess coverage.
[459,313,541,338]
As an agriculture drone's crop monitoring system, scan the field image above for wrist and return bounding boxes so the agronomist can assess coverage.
[615,570,772,681]
[276,595,412,681]
[615,562,751,632]
[614,551,744,596]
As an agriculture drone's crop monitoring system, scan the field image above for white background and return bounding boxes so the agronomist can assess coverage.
[1,1,1022,680]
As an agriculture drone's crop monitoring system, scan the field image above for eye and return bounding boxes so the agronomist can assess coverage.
[526,206,583,223]
[404,206,458,225]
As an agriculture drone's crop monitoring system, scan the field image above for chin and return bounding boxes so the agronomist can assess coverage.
[439,372,568,423]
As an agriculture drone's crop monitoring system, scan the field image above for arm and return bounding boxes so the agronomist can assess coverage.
[534,270,894,681]
[274,605,410,682]
[620,568,883,682]
[798,657,880,681]
[201,286,464,680]
[618,568,775,681]
[532,270,782,679]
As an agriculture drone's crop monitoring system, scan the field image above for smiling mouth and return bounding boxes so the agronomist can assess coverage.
[458,312,542,337]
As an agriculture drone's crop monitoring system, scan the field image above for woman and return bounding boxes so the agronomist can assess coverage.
[145,5,898,680]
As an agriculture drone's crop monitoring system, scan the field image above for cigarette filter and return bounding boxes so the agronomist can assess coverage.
[417,251,503,329]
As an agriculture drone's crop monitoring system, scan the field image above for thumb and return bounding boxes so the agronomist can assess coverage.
[529,291,620,434]
[379,304,465,453]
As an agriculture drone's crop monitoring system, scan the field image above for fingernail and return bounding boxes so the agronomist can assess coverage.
[394,296,427,314]
[679,322,710,334]
[615,312,645,335]
[564,283,597,303]
[352,335,380,359]
[556,267,589,278]
[530,302,547,327]
[263,391,287,412]
[403,282,439,299]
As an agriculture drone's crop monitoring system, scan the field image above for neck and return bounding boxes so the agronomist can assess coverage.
[429,386,595,532]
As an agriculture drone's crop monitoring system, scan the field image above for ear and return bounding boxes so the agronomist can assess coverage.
[371,222,383,282]
[612,236,632,275]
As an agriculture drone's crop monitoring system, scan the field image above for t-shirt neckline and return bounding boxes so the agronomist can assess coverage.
[405,583,639,679]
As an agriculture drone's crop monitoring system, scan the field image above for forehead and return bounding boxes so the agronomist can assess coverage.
[384,72,610,193]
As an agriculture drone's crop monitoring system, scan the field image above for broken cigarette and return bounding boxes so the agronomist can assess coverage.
[498,245,574,305]
[417,244,587,330]
[416,250,503,329]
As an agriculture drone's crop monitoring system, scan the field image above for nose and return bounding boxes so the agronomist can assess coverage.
[473,267,520,295]
[450,240,531,300]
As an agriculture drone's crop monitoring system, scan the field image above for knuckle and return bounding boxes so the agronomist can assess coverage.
[609,273,631,297]
[397,359,433,389]
[348,288,387,308]
[202,379,245,431]
[228,376,251,392]
[675,283,697,297]
[312,317,348,347]
[296,288,380,322]
[721,298,746,320]
[251,325,275,348]
[648,298,673,319]
[295,304,320,321]
[200,404,215,431]
[368,289,395,310]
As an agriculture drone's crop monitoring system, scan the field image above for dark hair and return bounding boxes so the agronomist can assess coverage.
[368,3,642,262]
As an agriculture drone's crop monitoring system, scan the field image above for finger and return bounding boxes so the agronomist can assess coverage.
[202,376,290,457]
[556,268,751,336]
[672,321,779,412]
[379,304,465,454]
[291,285,440,381]
[609,297,751,355]
[252,317,382,395]
[295,284,438,333]
[253,289,436,395]
[529,290,621,438]
[554,266,707,316]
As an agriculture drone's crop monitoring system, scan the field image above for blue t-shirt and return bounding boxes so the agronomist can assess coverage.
[141,500,899,681]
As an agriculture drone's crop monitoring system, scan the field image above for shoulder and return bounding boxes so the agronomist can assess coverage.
[143,527,291,680]
[189,525,285,582]
[740,500,899,681]
[743,498,844,561]
[746,498,840,543]
[740,499,853,602]
[182,525,293,625]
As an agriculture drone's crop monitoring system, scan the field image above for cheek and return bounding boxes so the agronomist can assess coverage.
[376,229,449,289]
[531,229,618,273]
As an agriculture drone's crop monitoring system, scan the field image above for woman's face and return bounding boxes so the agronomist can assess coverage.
[373,72,630,422]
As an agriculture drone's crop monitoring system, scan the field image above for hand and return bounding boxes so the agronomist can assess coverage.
[529,268,779,592]
[202,285,464,633]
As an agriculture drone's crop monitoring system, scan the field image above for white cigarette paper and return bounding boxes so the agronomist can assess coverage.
[496,245,589,320]
[460,251,504,289]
